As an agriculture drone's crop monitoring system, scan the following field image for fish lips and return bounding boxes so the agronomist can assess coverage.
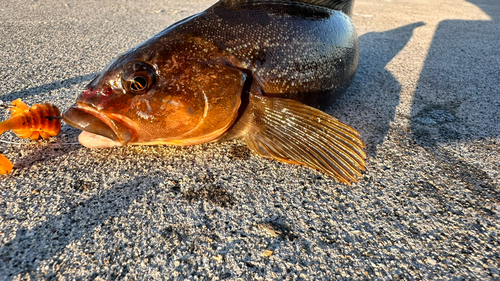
[63,104,133,147]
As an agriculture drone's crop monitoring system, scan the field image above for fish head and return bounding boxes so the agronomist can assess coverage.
[63,36,247,148]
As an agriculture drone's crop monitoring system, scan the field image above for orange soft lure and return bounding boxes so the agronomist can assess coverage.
[0,154,13,174]
[0,99,62,174]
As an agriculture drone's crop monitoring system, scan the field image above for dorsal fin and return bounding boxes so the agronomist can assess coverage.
[217,0,355,15]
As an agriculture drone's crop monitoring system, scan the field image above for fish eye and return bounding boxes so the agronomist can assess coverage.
[122,62,156,94]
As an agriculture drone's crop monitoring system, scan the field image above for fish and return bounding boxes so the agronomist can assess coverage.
[62,0,366,184]
[0,99,62,174]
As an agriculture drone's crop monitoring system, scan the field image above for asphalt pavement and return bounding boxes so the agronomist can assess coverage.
[0,0,499,279]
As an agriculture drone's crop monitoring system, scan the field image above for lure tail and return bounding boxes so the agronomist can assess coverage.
[0,154,13,174]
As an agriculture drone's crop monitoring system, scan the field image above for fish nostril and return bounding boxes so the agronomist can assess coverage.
[100,88,113,97]
[80,88,112,98]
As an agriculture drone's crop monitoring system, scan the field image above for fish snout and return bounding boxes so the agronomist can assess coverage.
[63,105,133,147]
[76,88,114,108]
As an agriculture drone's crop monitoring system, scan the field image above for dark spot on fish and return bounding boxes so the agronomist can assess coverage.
[186,106,194,115]
[251,48,267,68]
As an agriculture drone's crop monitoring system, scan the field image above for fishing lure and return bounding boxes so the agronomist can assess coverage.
[0,154,12,174]
[0,99,62,174]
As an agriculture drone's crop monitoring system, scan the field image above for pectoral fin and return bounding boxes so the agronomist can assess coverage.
[244,94,366,184]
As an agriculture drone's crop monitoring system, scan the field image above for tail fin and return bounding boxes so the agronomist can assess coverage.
[218,0,355,15]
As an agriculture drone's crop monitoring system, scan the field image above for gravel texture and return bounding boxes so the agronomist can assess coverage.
[0,0,499,280]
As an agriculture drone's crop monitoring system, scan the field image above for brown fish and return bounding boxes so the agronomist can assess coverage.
[63,0,366,184]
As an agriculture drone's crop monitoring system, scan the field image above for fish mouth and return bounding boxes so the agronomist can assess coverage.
[63,104,134,148]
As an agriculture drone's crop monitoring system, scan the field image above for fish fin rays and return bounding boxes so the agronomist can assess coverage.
[217,0,354,15]
[244,94,366,184]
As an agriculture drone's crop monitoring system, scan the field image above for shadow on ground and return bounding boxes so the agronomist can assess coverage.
[332,21,425,155]
[0,73,97,102]
[0,177,158,280]
[409,0,499,193]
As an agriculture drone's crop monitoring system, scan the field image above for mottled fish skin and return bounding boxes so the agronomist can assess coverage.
[63,0,366,184]
[161,1,359,108]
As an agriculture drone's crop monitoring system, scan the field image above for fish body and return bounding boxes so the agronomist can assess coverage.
[63,0,366,183]
[169,0,359,108]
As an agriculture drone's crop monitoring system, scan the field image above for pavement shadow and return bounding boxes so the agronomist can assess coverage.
[0,176,157,280]
[409,0,499,191]
[332,22,425,155]
[0,73,97,102]
[7,139,82,173]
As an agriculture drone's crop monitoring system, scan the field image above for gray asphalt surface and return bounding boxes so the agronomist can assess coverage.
[1,0,499,279]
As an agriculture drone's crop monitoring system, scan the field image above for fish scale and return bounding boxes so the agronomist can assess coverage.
[174,2,358,100]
